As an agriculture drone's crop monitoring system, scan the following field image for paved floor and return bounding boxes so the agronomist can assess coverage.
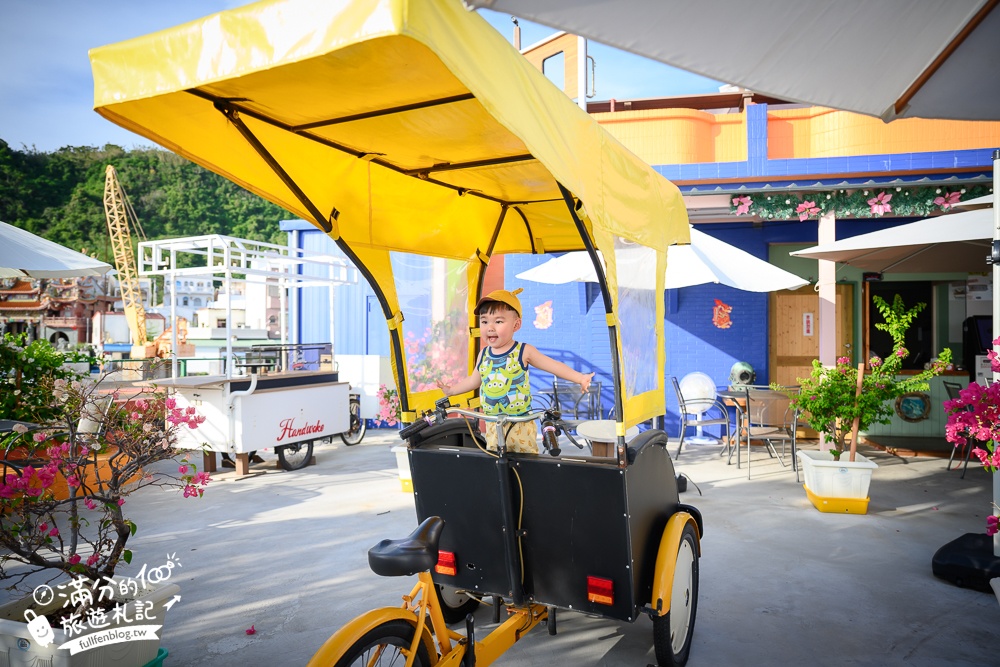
[24,429,1000,666]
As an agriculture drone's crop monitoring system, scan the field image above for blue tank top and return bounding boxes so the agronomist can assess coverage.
[478,342,532,416]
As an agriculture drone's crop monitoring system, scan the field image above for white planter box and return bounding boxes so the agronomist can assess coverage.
[797,450,878,514]
[391,445,412,493]
[0,581,178,667]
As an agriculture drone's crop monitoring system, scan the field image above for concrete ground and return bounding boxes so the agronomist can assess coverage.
[45,430,1000,665]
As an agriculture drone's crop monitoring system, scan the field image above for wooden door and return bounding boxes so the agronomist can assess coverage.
[769,283,854,387]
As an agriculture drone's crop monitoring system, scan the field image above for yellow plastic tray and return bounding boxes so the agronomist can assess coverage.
[804,485,870,514]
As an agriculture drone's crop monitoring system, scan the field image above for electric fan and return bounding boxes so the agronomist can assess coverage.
[678,371,721,444]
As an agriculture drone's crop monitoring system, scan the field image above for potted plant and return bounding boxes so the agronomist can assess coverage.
[790,295,951,512]
[943,341,1000,603]
[1,335,210,666]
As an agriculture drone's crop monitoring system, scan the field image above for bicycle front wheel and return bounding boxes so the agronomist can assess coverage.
[332,619,431,667]
[277,441,314,471]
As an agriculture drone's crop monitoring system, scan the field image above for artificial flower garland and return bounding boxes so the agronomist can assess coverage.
[730,184,993,220]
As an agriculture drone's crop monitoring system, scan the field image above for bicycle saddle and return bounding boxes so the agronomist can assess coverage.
[368,516,445,577]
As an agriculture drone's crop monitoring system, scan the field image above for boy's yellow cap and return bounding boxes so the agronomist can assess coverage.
[476,288,523,317]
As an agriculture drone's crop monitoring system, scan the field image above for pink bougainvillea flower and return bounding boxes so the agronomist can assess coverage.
[85,498,97,510]
[33,432,47,443]
[48,527,59,537]
[116,498,125,506]
[246,625,256,636]
[896,348,907,358]
[68,554,81,565]
[933,191,962,210]
[795,200,820,221]
[867,192,892,216]
[178,465,188,474]
[987,515,999,536]
[38,522,48,532]
[732,195,752,215]
[165,397,176,409]
[836,356,850,365]
[87,554,100,566]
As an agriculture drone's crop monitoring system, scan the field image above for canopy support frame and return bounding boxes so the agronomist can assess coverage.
[216,101,413,416]
[194,89,542,207]
[557,183,626,468]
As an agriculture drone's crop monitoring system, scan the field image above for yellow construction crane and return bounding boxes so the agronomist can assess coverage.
[103,164,149,358]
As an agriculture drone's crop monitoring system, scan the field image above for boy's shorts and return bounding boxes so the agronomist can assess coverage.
[484,419,538,454]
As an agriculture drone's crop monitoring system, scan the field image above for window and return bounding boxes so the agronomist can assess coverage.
[542,52,565,92]
[182,297,189,306]
[866,281,933,371]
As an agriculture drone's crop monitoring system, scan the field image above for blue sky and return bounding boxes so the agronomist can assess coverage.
[0,1,720,153]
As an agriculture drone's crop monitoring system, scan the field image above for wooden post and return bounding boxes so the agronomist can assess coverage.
[848,362,864,462]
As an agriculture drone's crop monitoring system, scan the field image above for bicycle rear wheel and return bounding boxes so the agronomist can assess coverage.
[340,397,366,445]
[332,619,431,667]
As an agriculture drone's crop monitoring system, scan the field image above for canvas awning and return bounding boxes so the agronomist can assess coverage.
[790,207,993,274]
[518,227,808,292]
[466,0,1000,122]
[1,221,112,279]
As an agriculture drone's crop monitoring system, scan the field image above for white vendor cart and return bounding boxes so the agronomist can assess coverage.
[155,366,353,474]
[139,235,365,475]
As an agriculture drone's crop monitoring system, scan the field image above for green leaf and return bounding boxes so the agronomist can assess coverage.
[122,549,133,564]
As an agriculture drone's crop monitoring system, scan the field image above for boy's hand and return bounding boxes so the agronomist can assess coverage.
[436,380,452,396]
[578,372,595,394]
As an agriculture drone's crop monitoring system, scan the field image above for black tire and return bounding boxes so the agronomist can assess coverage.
[277,440,314,471]
[333,619,431,667]
[340,398,367,445]
[652,523,699,667]
[435,584,480,624]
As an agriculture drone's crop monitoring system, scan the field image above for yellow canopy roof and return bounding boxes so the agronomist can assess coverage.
[90,0,688,260]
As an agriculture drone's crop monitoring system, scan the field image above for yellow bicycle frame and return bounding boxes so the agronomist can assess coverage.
[307,570,550,667]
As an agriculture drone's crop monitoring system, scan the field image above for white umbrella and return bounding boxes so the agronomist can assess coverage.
[0,221,112,278]
[468,0,1000,122]
[789,206,993,274]
[516,227,808,292]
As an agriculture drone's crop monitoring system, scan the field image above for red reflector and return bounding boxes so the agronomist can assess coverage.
[587,575,614,606]
[435,551,457,576]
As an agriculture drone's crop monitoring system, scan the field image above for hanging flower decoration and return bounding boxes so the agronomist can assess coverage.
[867,191,893,216]
[729,184,990,220]
[732,195,752,215]
[933,190,962,210]
[795,200,820,221]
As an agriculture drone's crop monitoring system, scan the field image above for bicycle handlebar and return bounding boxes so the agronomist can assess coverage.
[403,399,586,457]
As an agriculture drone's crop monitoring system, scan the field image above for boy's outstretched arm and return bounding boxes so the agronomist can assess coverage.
[439,370,481,397]
[523,344,595,393]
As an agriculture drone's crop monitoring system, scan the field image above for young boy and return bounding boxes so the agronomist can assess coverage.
[440,288,594,453]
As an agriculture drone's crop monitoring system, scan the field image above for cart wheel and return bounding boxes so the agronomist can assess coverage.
[331,619,431,667]
[277,441,314,471]
[435,584,480,625]
[652,523,699,667]
[340,397,366,446]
